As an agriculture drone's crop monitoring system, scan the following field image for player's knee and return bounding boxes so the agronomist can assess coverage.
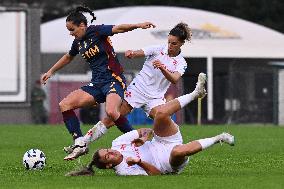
[59,101,65,111]
[155,109,168,120]
[59,100,72,112]
[105,109,119,120]
[101,117,114,128]
[171,146,185,158]
[149,106,161,118]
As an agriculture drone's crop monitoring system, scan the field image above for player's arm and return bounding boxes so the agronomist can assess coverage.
[41,53,74,84]
[112,22,155,34]
[160,70,181,84]
[152,60,182,84]
[125,49,145,59]
[126,157,161,175]
[137,128,153,137]
[131,128,153,147]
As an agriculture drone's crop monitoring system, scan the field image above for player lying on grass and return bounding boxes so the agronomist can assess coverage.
[66,73,235,176]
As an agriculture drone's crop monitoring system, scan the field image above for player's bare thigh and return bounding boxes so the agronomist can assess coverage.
[152,100,180,137]
[59,89,96,112]
[149,105,163,119]
[103,100,133,128]
[169,141,202,168]
[105,93,122,120]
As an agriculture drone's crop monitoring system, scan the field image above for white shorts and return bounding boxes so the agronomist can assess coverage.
[145,129,189,174]
[125,84,166,116]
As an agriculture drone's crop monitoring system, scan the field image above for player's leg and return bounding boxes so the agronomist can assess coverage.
[63,84,105,160]
[64,80,132,161]
[105,94,134,133]
[64,99,133,160]
[149,107,159,119]
[103,80,134,133]
[60,89,96,140]
[83,100,133,144]
[153,73,207,137]
[84,81,138,143]
[170,133,235,168]
[148,100,180,123]
[64,96,121,161]
[152,100,180,137]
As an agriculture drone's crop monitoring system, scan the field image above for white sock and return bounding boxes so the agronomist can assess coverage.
[197,136,219,150]
[177,91,198,108]
[83,121,108,144]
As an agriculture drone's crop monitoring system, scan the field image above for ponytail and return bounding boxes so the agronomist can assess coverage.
[74,6,96,23]
[66,5,96,26]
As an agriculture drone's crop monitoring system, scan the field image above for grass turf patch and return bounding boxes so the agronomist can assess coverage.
[0,124,283,189]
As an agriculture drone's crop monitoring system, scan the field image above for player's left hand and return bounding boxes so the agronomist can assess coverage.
[152,60,166,70]
[131,138,146,147]
[126,157,141,166]
[138,22,156,29]
[125,50,135,59]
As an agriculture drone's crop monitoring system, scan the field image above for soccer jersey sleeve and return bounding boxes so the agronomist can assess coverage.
[115,164,148,176]
[68,40,79,56]
[112,130,139,146]
[175,58,188,76]
[142,45,165,57]
[90,25,114,36]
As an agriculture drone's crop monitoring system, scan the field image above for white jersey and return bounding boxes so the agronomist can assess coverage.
[112,131,154,176]
[112,130,188,176]
[132,44,187,98]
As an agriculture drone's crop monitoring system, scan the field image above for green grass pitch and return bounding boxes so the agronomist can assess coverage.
[0,124,284,189]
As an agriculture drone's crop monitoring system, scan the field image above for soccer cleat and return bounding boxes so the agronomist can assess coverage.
[219,132,235,146]
[63,144,76,154]
[64,137,89,161]
[195,73,207,98]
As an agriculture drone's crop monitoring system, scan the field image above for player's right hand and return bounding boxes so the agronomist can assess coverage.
[138,22,156,29]
[125,50,134,59]
[41,72,52,85]
[131,138,145,147]
[126,157,141,166]
[152,60,166,70]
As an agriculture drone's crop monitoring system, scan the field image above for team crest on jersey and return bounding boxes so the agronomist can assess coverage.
[125,91,132,98]
[120,144,126,150]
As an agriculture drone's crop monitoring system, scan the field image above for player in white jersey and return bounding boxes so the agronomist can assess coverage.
[130,43,187,100]
[66,73,235,176]
[64,23,192,160]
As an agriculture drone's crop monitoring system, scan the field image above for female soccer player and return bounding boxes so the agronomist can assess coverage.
[64,23,193,160]
[41,6,155,150]
[66,73,235,176]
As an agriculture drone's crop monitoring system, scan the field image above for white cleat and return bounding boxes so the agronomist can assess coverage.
[219,132,235,146]
[63,144,76,154]
[198,73,207,85]
[64,137,89,160]
[195,73,207,98]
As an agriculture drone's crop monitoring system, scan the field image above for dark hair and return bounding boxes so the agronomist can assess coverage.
[91,149,107,169]
[169,22,192,42]
[66,6,96,26]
